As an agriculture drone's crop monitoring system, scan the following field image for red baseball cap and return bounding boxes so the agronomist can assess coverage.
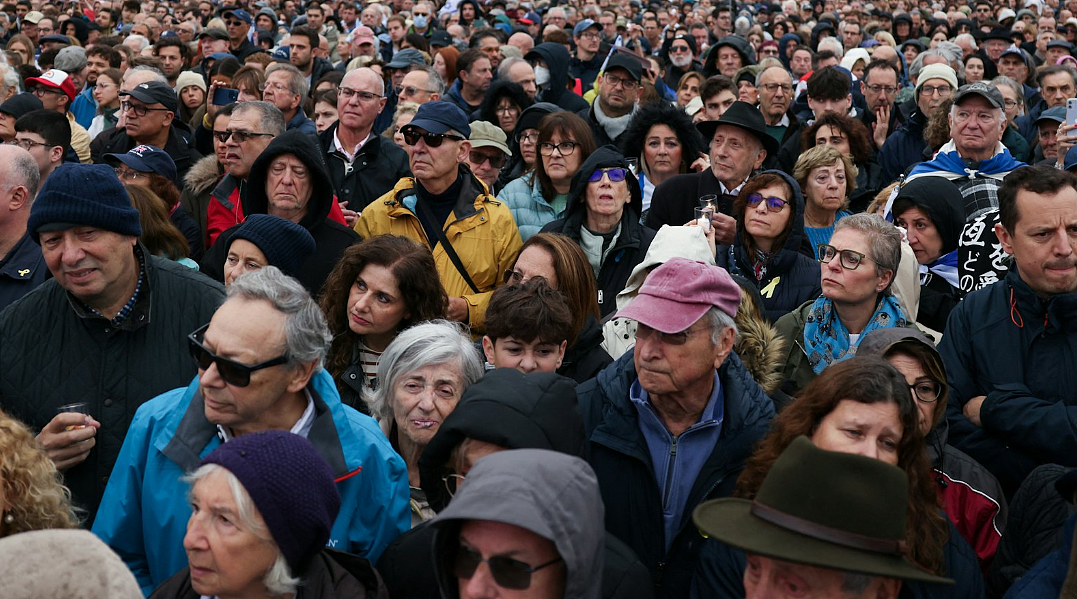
[616,257,741,333]
[25,69,76,102]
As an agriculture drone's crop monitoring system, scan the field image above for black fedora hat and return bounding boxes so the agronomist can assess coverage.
[692,436,955,584]
[696,101,779,157]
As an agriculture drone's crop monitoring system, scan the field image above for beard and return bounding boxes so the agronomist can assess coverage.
[670,54,692,68]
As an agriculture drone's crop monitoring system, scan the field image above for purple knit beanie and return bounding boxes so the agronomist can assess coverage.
[201,430,341,572]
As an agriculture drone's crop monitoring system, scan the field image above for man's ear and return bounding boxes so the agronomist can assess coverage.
[6,184,28,211]
[481,335,496,365]
[995,222,1015,255]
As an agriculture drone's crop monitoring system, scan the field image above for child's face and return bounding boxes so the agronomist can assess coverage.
[482,336,567,375]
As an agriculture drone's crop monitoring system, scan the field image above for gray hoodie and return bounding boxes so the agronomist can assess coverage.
[431,449,604,599]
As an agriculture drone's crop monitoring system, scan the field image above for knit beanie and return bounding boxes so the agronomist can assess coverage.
[228,214,316,279]
[914,63,958,96]
[27,164,141,242]
[201,430,341,573]
[176,70,207,94]
[0,92,43,118]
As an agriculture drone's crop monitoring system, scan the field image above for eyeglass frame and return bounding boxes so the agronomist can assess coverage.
[603,72,639,90]
[468,150,506,169]
[907,379,943,403]
[917,84,953,97]
[120,100,173,117]
[337,86,383,102]
[538,141,579,156]
[187,323,290,387]
[864,83,899,95]
[442,473,465,497]
[4,138,49,150]
[114,166,146,181]
[745,192,790,213]
[634,322,711,346]
[401,127,465,147]
[448,544,564,590]
[395,84,437,98]
[213,129,276,143]
[817,243,877,271]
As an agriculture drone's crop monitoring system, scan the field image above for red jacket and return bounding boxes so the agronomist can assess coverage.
[205,174,347,247]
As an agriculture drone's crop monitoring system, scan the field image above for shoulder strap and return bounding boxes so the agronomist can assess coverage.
[414,197,480,294]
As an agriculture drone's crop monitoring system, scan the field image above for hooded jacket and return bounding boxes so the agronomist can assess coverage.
[200,131,360,294]
[540,145,656,317]
[716,170,821,322]
[701,36,754,78]
[431,449,606,599]
[496,102,559,191]
[526,43,590,113]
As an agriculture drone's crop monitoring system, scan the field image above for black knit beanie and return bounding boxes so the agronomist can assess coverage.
[28,163,142,243]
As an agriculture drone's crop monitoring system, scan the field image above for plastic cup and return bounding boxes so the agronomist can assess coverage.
[57,403,90,431]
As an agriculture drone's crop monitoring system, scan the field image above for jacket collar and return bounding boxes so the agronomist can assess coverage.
[0,231,45,280]
[64,244,153,331]
[391,166,492,225]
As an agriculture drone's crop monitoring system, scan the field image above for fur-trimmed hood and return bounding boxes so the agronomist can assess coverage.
[182,153,224,197]
[734,312,786,396]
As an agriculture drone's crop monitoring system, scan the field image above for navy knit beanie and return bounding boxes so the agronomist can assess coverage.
[228,214,316,279]
[27,163,142,242]
[201,430,341,573]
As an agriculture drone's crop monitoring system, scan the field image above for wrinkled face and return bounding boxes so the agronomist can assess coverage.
[949,96,1004,158]
[121,96,173,142]
[758,68,792,118]
[39,227,138,311]
[508,245,558,288]
[224,110,274,179]
[811,398,902,465]
[984,38,1008,61]
[820,228,891,305]
[704,89,737,120]
[392,361,465,446]
[1041,72,1076,109]
[585,167,632,221]
[894,206,944,264]
[791,49,812,75]
[744,555,899,599]
[262,70,299,114]
[265,154,313,220]
[805,161,847,212]
[407,127,468,183]
[996,187,1077,296]
[467,146,507,189]
[462,56,493,93]
[743,183,792,244]
[540,131,583,183]
[643,124,684,178]
[1039,122,1060,160]
[392,111,414,150]
[887,352,937,436]
[716,47,743,77]
[223,238,267,286]
[314,100,338,134]
[484,335,566,374]
[709,124,764,187]
[338,70,386,133]
[347,263,409,344]
[634,315,727,399]
[184,470,279,599]
[212,114,231,165]
[456,520,565,599]
[736,80,757,104]
[998,54,1028,82]
[495,98,521,133]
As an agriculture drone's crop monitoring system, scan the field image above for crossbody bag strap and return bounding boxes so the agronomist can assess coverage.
[414,197,481,294]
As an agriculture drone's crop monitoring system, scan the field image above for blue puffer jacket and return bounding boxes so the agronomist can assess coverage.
[498,172,564,241]
[92,370,410,596]
[1003,514,1075,599]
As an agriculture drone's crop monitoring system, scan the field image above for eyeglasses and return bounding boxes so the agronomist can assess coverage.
[337,86,382,102]
[31,87,65,97]
[817,243,876,270]
[395,85,435,97]
[516,131,539,145]
[449,545,563,590]
[746,193,789,212]
[864,84,898,94]
[908,379,943,403]
[495,105,520,115]
[634,322,710,346]
[669,44,691,53]
[469,151,506,169]
[1002,99,1021,109]
[760,82,793,93]
[114,167,145,181]
[918,84,952,97]
[187,324,289,387]
[604,73,639,90]
[259,81,293,94]
[538,141,579,156]
[213,129,275,143]
[402,127,464,147]
[412,11,430,16]
[588,167,628,183]
[442,473,465,496]
[120,101,172,117]
[226,19,247,27]
[4,138,48,150]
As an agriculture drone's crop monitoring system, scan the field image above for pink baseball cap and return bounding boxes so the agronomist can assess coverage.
[352,26,376,46]
[25,69,76,102]
[616,258,741,334]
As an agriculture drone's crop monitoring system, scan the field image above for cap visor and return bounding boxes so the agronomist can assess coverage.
[104,153,151,173]
[407,117,453,135]
[615,294,711,334]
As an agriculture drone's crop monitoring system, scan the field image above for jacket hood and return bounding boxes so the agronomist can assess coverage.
[734,311,787,395]
[431,449,604,599]
[245,130,336,229]
[891,176,964,256]
[509,101,559,156]
[777,33,801,69]
[616,225,715,309]
[526,43,572,101]
[708,35,755,68]
[418,368,585,513]
[183,153,223,196]
[738,169,808,257]
[564,145,642,219]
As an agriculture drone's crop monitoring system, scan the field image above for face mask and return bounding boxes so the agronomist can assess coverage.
[535,65,550,86]
[413,14,428,28]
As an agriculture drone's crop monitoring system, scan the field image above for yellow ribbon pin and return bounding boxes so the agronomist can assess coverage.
[760,276,780,298]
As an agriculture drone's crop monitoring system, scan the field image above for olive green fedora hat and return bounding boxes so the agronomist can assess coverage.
[692,436,954,585]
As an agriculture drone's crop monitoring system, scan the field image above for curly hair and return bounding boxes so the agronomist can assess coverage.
[800,112,874,164]
[735,357,949,575]
[0,409,80,536]
[619,101,708,178]
[477,79,533,132]
[320,235,448,391]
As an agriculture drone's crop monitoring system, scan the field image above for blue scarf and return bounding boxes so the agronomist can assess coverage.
[906,141,1025,181]
[921,249,959,289]
[803,294,907,374]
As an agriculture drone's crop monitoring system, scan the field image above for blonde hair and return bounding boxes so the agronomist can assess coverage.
[793,145,859,210]
[0,409,80,536]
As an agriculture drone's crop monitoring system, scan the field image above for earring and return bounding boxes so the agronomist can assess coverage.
[3,514,12,524]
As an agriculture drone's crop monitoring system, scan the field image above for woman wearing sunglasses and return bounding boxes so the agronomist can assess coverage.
[540,145,656,318]
[793,145,857,259]
[774,213,913,396]
[716,170,821,322]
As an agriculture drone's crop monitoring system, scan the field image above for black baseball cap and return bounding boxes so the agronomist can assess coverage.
[605,53,643,82]
[120,81,179,113]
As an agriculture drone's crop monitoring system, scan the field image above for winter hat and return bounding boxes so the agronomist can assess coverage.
[28,164,141,242]
[201,430,341,572]
[914,63,957,96]
[228,214,316,279]
[0,92,43,119]
[176,70,207,94]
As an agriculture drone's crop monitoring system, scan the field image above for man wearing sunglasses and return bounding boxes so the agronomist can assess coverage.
[221,8,260,61]
[92,267,409,595]
[465,121,510,193]
[355,101,522,331]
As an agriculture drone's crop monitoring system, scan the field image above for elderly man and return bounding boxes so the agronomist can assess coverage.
[0,144,44,310]
[262,63,316,135]
[878,63,957,182]
[663,34,701,91]
[498,57,537,100]
[319,67,410,214]
[445,49,493,115]
[465,121,510,193]
[90,80,202,180]
[0,164,224,522]
[757,66,795,143]
[939,166,1077,496]
[397,65,444,106]
[355,102,521,331]
[578,53,641,147]
[25,69,91,164]
[1034,106,1066,164]
[576,257,774,599]
[92,266,409,595]
[202,131,359,293]
[693,437,954,599]
[646,101,777,245]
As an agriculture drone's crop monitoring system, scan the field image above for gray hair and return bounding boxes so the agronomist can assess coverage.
[184,465,299,596]
[369,320,483,423]
[125,64,168,85]
[413,65,445,96]
[225,266,331,368]
[126,34,150,50]
[266,62,309,99]
[950,88,1006,125]
[233,101,287,136]
[704,306,738,345]
[954,33,978,51]
[833,213,902,288]
[0,62,18,94]
[1037,64,1077,88]
[497,56,525,80]
[817,37,844,60]
[0,145,40,200]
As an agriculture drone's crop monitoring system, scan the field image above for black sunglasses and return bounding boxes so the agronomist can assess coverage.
[401,127,464,147]
[187,323,289,387]
[449,545,562,589]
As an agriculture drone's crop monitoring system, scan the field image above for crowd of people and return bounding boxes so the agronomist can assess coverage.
[2,0,1077,597]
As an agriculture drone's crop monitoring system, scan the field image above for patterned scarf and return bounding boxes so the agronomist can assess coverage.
[803,294,907,374]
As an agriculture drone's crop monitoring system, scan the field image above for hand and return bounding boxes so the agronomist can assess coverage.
[1057,123,1077,168]
[447,297,469,322]
[712,212,736,246]
[206,81,223,122]
[686,217,717,256]
[963,395,987,427]
[689,153,710,173]
[339,200,358,227]
[36,413,101,471]
[872,104,890,150]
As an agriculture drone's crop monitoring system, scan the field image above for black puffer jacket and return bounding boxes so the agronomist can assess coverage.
[318,120,410,213]
[559,314,613,383]
[541,145,656,317]
[716,170,821,323]
[0,247,224,522]
[200,130,361,294]
[526,43,590,113]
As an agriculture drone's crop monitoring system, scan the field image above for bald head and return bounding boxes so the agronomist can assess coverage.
[342,66,384,96]
[0,144,41,210]
[508,31,534,53]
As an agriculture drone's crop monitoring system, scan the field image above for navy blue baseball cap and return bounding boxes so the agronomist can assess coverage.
[1035,106,1066,126]
[405,101,472,138]
[223,8,254,25]
[104,145,179,185]
[1064,145,1077,172]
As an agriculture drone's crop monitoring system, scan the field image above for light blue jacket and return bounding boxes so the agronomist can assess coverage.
[497,173,564,242]
[91,370,410,596]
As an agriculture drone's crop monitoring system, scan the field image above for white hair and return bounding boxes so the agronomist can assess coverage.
[817,37,844,60]
[125,34,150,50]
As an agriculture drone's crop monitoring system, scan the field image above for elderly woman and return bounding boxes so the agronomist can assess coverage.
[774,213,910,395]
[221,214,316,285]
[890,177,966,332]
[320,236,448,411]
[369,320,483,526]
[477,79,532,137]
[388,101,420,150]
[793,145,857,259]
[499,111,598,241]
[0,408,80,537]
[801,112,883,213]
[619,102,708,215]
[716,170,820,322]
[540,145,656,317]
[150,430,385,598]
[691,357,985,599]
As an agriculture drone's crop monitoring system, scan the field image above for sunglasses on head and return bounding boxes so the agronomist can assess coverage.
[187,323,289,387]
[401,127,464,147]
[449,544,563,590]
[588,167,628,183]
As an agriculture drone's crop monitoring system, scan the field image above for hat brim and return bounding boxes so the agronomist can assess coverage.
[696,120,780,158]
[104,153,153,174]
[615,294,712,334]
[470,139,511,155]
[692,499,955,585]
[407,117,456,135]
[953,90,1003,111]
